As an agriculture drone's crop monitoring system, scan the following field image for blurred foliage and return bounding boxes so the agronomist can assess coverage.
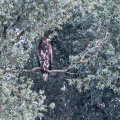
[1,77,47,120]
[68,0,120,93]
[0,0,120,120]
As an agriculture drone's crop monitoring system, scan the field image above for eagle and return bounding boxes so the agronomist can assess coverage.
[36,37,53,81]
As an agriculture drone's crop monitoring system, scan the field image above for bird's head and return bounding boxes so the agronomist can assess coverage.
[46,38,51,42]
[40,37,51,43]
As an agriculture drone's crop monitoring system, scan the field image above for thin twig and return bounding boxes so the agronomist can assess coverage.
[68,32,108,69]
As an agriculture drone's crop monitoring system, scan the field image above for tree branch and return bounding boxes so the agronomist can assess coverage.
[68,32,108,70]
[2,32,108,75]
[2,67,71,75]
[12,16,21,27]
[17,31,25,40]
[3,25,7,39]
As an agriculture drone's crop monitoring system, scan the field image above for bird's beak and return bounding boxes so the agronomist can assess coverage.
[46,38,51,42]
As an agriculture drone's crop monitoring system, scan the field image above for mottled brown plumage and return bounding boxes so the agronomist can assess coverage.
[36,37,52,81]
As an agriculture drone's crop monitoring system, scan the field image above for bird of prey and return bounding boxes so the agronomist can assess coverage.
[36,37,53,81]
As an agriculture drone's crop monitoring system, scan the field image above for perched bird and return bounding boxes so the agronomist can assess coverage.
[36,37,52,81]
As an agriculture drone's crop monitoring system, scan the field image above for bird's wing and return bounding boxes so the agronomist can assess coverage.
[48,44,53,70]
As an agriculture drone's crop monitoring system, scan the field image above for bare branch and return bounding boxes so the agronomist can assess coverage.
[1,32,108,76]
[2,67,69,75]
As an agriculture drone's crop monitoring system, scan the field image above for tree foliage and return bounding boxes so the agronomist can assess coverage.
[0,0,120,120]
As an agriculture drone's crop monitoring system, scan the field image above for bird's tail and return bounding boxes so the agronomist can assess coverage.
[43,72,48,81]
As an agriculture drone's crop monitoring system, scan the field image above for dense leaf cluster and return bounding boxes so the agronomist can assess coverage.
[0,0,120,120]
